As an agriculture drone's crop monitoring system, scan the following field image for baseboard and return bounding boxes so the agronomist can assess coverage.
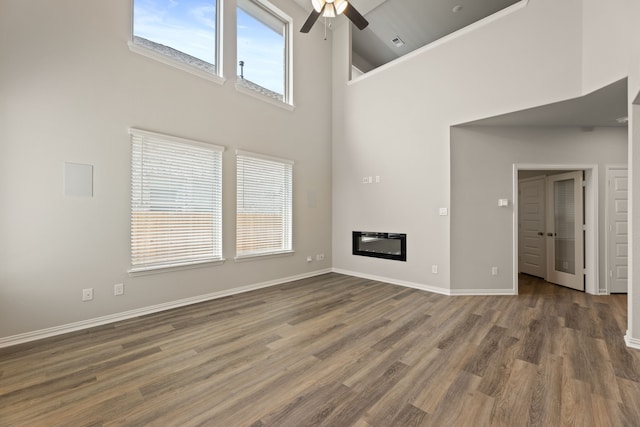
[0,268,332,349]
[332,268,517,296]
[449,288,517,296]
[625,331,640,350]
[331,268,450,296]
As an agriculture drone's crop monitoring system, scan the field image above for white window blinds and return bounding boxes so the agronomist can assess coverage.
[130,129,224,273]
[236,150,293,258]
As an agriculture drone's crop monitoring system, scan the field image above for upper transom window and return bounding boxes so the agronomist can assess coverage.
[236,0,292,104]
[132,0,220,78]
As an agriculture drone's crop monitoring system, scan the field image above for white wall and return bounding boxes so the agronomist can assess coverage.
[332,0,584,291]
[450,126,627,291]
[0,0,333,339]
[581,0,630,93]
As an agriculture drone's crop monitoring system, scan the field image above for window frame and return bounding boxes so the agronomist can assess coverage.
[128,0,225,85]
[235,0,294,108]
[235,149,294,261]
[128,128,226,276]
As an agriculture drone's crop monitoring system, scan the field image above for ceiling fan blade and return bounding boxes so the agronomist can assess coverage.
[300,8,321,33]
[344,3,369,30]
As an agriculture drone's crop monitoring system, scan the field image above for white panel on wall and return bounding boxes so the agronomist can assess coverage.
[64,162,93,198]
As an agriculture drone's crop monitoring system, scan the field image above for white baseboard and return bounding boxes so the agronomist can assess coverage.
[625,331,640,350]
[449,288,517,296]
[0,269,332,349]
[332,268,516,296]
[331,268,450,296]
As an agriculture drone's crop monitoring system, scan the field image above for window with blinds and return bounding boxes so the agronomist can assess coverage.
[129,129,224,273]
[236,150,293,259]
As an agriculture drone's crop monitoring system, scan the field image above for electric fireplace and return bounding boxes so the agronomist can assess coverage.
[352,231,407,262]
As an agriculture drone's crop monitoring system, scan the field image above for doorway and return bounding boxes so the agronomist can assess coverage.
[518,171,585,291]
[513,165,598,295]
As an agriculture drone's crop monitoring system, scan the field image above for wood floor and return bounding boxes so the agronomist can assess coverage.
[1,273,640,426]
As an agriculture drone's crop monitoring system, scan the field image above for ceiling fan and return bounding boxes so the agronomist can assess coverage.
[300,0,369,33]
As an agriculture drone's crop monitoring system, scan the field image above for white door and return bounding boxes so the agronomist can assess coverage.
[546,171,584,291]
[518,177,546,278]
[607,168,628,293]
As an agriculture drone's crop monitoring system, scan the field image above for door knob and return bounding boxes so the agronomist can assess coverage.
[547,232,555,237]
[537,232,544,236]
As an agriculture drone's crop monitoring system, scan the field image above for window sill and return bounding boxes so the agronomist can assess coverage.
[235,80,295,111]
[128,258,225,277]
[128,40,225,86]
[234,250,295,263]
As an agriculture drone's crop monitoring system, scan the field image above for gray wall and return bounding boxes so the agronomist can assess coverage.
[450,126,628,291]
[0,0,333,339]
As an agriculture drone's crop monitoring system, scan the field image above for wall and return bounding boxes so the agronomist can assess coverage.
[332,0,584,292]
[0,0,333,340]
[581,0,630,93]
[450,126,627,291]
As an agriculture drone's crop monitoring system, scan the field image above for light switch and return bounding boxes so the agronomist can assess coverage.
[439,208,448,216]
[498,199,509,207]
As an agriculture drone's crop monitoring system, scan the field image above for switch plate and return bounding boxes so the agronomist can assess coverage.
[498,198,509,207]
[307,256,313,263]
[82,288,93,301]
[114,283,124,296]
[491,266,499,276]
[439,208,448,216]
[316,253,325,261]
[432,265,438,274]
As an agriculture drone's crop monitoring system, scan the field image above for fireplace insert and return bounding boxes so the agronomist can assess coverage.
[352,231,406,261]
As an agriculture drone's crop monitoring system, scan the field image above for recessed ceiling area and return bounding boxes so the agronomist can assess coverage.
[349,0,523,73]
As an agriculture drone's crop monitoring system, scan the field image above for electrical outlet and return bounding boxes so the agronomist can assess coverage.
[316,253,325,261]
[491,266,499,276]
[432,265,438,274]
[114,283,124,296]
[307,256,313,263]
[82,288,93,301]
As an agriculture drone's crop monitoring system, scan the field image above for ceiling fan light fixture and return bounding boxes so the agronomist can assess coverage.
[312,0,325,13]
[323,3,336,17]
[334,0,348,15]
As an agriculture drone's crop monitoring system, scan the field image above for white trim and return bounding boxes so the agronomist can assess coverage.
[331,268,516,296]
[128,128,226,152]
[234,250,295,262]
[332,268,450,296]
[513,164,599,295]
[449,288,517,296]
[128,41,226,86]
[128,258,226,277]
[624,331,640,350]
[236,149,295,165]
[349,0,529,84]
[0,269,331,349]
[235,82,295,111]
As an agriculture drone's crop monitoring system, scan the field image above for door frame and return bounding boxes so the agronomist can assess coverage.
[513,164,599,295]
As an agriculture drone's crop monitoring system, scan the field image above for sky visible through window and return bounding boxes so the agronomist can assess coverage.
[237,8,284,95]
[133,0,285,96]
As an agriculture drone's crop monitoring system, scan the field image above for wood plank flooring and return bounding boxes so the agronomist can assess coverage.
[1,273,640,426]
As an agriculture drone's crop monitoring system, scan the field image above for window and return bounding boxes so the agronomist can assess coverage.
[132,0,221,80]
[130,129,224,273]
[236,150,293,259]
[236,0,292,104]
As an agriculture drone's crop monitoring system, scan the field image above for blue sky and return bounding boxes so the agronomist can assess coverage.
[134,0,284,95]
